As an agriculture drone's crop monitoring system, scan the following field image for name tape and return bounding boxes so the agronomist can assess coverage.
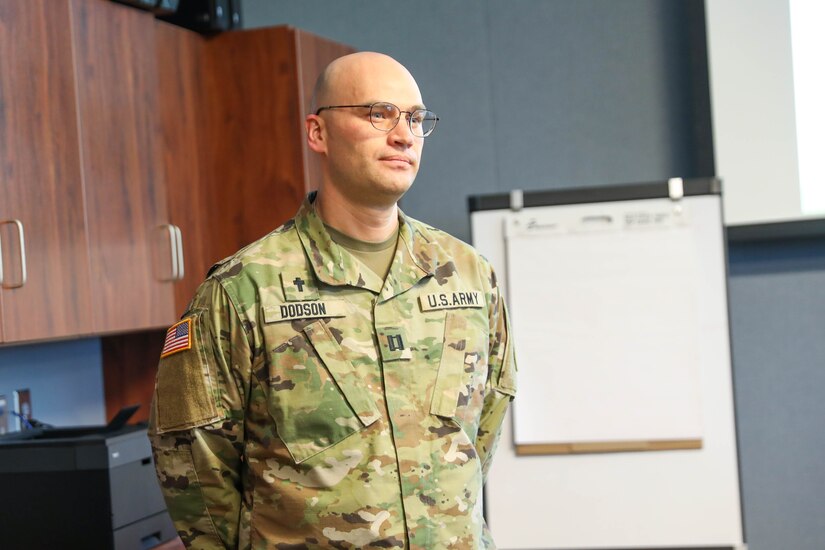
[419,291,483,312]
[264,300,348,323]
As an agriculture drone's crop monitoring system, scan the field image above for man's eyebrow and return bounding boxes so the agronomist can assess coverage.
[365,100,427,111]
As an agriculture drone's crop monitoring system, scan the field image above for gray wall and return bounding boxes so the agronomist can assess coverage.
[242,1,824,549]
[243,0,711,243]
[728,239,825,549]
[0,338,106,431]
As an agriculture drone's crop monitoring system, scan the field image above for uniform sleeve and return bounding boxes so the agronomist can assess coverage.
[475,269,517,483]
[148,277,252,549]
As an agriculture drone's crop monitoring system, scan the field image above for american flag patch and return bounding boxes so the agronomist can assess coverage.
[161,318,193,358]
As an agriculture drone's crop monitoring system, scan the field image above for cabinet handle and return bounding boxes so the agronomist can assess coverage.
[0,219,27,289]
[159,224,179,282]
[173,224,185,281]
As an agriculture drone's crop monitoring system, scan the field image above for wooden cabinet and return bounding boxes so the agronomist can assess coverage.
[156,23,213,313]
[104,23,354,423]
[0,0,94,343]
[1,0,353,422]
[198,27,330,263]
[0,0,179,343]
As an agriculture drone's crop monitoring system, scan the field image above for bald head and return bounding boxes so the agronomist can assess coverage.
[305,51,427,218]
[310,52,422,113]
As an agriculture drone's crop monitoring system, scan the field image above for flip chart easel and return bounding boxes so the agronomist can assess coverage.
[470,178,745,550]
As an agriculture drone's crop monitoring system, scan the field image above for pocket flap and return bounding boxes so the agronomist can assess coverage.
[302,320,382,427]
[430,311,472,418]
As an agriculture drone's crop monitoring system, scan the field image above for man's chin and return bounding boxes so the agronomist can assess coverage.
[324,175,416,209]
[370,178,415,205]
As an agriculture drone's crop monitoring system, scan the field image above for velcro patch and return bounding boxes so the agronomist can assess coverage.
[419,291,484,312]
[264,300,348,323]
[160,318,193,358]
[377,328,412,362]
[280,269,320,301]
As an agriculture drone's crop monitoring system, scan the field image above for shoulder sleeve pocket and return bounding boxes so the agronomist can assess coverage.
[492,301,517,397]
[154,311,224,434]
[302,321,382,427]
[493,349,517,397]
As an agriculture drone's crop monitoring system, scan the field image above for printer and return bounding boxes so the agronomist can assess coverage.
[0,406,176,549]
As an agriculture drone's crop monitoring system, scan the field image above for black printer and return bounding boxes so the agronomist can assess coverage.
[0,407,176,549]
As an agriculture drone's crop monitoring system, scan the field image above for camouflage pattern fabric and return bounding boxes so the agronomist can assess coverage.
[149,193,516,549]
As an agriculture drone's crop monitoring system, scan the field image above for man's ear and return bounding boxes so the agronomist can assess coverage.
[306,114,327,154]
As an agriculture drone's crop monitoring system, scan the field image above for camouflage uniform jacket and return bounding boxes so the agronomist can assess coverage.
[149,194,517,549]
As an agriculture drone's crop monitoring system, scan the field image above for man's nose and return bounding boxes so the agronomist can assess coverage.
[389,114,415,146]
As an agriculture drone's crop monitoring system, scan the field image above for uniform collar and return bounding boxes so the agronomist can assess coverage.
[295,192,444,300]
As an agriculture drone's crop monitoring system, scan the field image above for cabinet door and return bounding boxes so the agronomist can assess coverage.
[156,22,212,315]
[71,0,176,333]
[0,0,93,342]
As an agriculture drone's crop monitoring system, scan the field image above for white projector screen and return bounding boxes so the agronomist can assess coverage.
[706,0,825,224]
[471,183,744,549]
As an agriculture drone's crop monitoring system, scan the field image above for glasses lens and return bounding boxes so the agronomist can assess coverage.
[369,103,400,131]
[411,110,438,137]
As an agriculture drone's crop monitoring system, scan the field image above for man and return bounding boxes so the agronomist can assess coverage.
[149,51,516,549]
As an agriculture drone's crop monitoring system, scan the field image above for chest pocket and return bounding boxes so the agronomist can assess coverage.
[430,310,489,435]
[266,319,381,464]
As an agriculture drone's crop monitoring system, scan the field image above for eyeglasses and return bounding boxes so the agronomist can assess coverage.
[315,101,439,138]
